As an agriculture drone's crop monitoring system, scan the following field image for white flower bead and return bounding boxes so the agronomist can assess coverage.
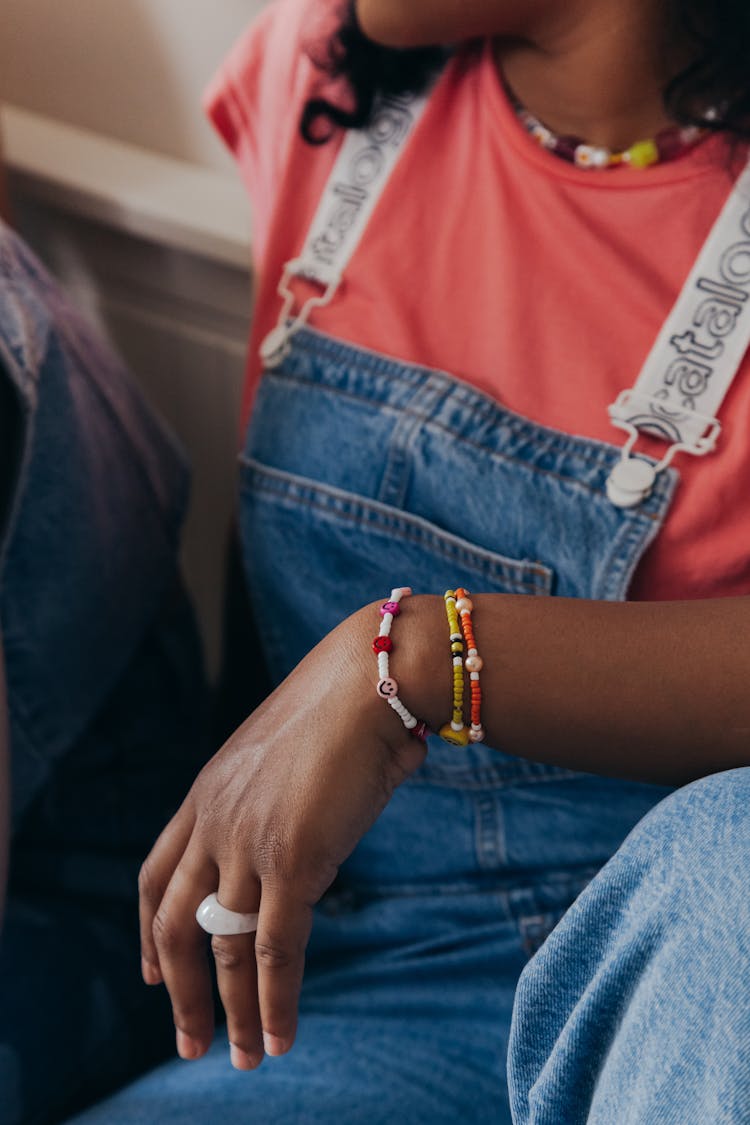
[455,597,473,613]
[574,144,610,168]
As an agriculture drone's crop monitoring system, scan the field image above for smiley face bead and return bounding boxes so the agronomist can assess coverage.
[376,677,399,699]
[372,635,393,654]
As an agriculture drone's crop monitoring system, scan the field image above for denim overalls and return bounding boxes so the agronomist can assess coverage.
[0,220,208,1125]
[67,122,750,1125]
[241,325,682,1119]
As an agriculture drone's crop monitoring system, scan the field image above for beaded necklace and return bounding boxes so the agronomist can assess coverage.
[506,81,710,170]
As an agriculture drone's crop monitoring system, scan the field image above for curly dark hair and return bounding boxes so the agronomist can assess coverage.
[300,0,750,145]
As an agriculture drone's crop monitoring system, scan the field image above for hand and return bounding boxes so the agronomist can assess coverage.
[138,602,427,1069]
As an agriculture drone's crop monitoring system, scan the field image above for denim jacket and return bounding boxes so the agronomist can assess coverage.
[0,220,191,827]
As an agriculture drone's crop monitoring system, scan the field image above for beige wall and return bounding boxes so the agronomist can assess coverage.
[0,0,269,172]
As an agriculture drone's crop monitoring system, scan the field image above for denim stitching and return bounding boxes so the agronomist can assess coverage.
[240,457,554,593]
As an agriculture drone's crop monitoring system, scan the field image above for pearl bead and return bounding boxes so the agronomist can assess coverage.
[465,654,483,673]
[455,597,473,613]
[469,727,486,743]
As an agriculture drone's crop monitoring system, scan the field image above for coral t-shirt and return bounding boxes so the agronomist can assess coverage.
[206,0,750,602]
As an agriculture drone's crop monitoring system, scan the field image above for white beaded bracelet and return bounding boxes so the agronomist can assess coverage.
[371,587,430,742]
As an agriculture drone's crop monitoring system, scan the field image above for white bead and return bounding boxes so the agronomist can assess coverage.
[470,671,480,681]
[453,656,463,667]
[456,597,473,613]
[404,716,417,730]
[451,720,464,732]
[531,123,553,147]
[574,143,610,168]
[378,652,389,676]
[450,633,462,642]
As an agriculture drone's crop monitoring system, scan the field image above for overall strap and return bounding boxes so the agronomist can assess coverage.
[606,159,750,506]
[260,90,431,366]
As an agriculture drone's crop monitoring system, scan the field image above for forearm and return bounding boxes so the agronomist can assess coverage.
[391,594,750,786]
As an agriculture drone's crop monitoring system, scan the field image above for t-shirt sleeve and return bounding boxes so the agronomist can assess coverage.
[204,0,340,258]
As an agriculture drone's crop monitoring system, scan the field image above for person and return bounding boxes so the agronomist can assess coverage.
[65,0,750,1121]
[0,144,210,1123]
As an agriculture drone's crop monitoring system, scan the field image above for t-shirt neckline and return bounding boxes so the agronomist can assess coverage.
[476,37,734,190]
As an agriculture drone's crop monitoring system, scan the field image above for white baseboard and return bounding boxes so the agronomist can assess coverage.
[1,103,252,269]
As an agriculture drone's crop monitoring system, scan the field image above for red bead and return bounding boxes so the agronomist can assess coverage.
[655,128,688,162]
[372,635,393,654]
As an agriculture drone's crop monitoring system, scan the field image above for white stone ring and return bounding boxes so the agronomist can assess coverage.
[195,893,259,936]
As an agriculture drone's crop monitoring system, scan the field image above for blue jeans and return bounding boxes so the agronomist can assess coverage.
[0,221,209,1124]
[508,767,750,1124]
[65,327,747,1122]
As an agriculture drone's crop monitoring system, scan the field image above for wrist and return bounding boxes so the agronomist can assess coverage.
[395,594,454,735]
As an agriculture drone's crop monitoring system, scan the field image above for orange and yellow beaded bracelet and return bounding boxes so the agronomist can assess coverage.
[439,590,470,746]
[455,587,485,744]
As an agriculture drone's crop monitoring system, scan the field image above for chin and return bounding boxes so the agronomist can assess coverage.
[354,0,429,49]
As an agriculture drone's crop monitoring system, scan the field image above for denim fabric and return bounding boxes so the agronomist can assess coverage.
[65,326,699,1125]
[508,767,750,1124]
[0,220,191,828]
[0,220,209,1124]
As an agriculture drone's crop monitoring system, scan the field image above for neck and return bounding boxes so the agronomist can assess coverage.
[495,3,686,150]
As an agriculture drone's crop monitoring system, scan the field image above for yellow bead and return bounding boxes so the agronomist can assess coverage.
[439,723,470,747]
[626,139,659,168]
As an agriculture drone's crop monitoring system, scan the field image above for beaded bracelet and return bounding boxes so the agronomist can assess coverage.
[455,587,485,744]
[373,587,430,742]
[438,590,470,746]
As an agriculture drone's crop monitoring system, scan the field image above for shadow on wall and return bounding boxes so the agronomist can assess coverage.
[0,0,266,171]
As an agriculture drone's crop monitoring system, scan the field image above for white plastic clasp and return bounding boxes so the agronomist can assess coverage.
[606,391,721,509]
[259,257,342,368]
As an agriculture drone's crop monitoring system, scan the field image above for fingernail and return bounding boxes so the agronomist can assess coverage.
[230,1043,259,1071]
[263,1032,288,1057]
[176,1030,203,1060]
[142,958,162,985]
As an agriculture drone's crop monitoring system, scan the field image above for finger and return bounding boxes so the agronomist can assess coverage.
[212,871,263,1070]
[152,843,218,1060]
[255,882,313,1057]
[138,802,196,985]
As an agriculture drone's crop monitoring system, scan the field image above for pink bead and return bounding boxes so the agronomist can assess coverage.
[376,677,399,699]
[381,601,401,617]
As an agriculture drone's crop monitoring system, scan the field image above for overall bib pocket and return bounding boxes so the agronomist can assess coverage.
[239,456,554,683]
